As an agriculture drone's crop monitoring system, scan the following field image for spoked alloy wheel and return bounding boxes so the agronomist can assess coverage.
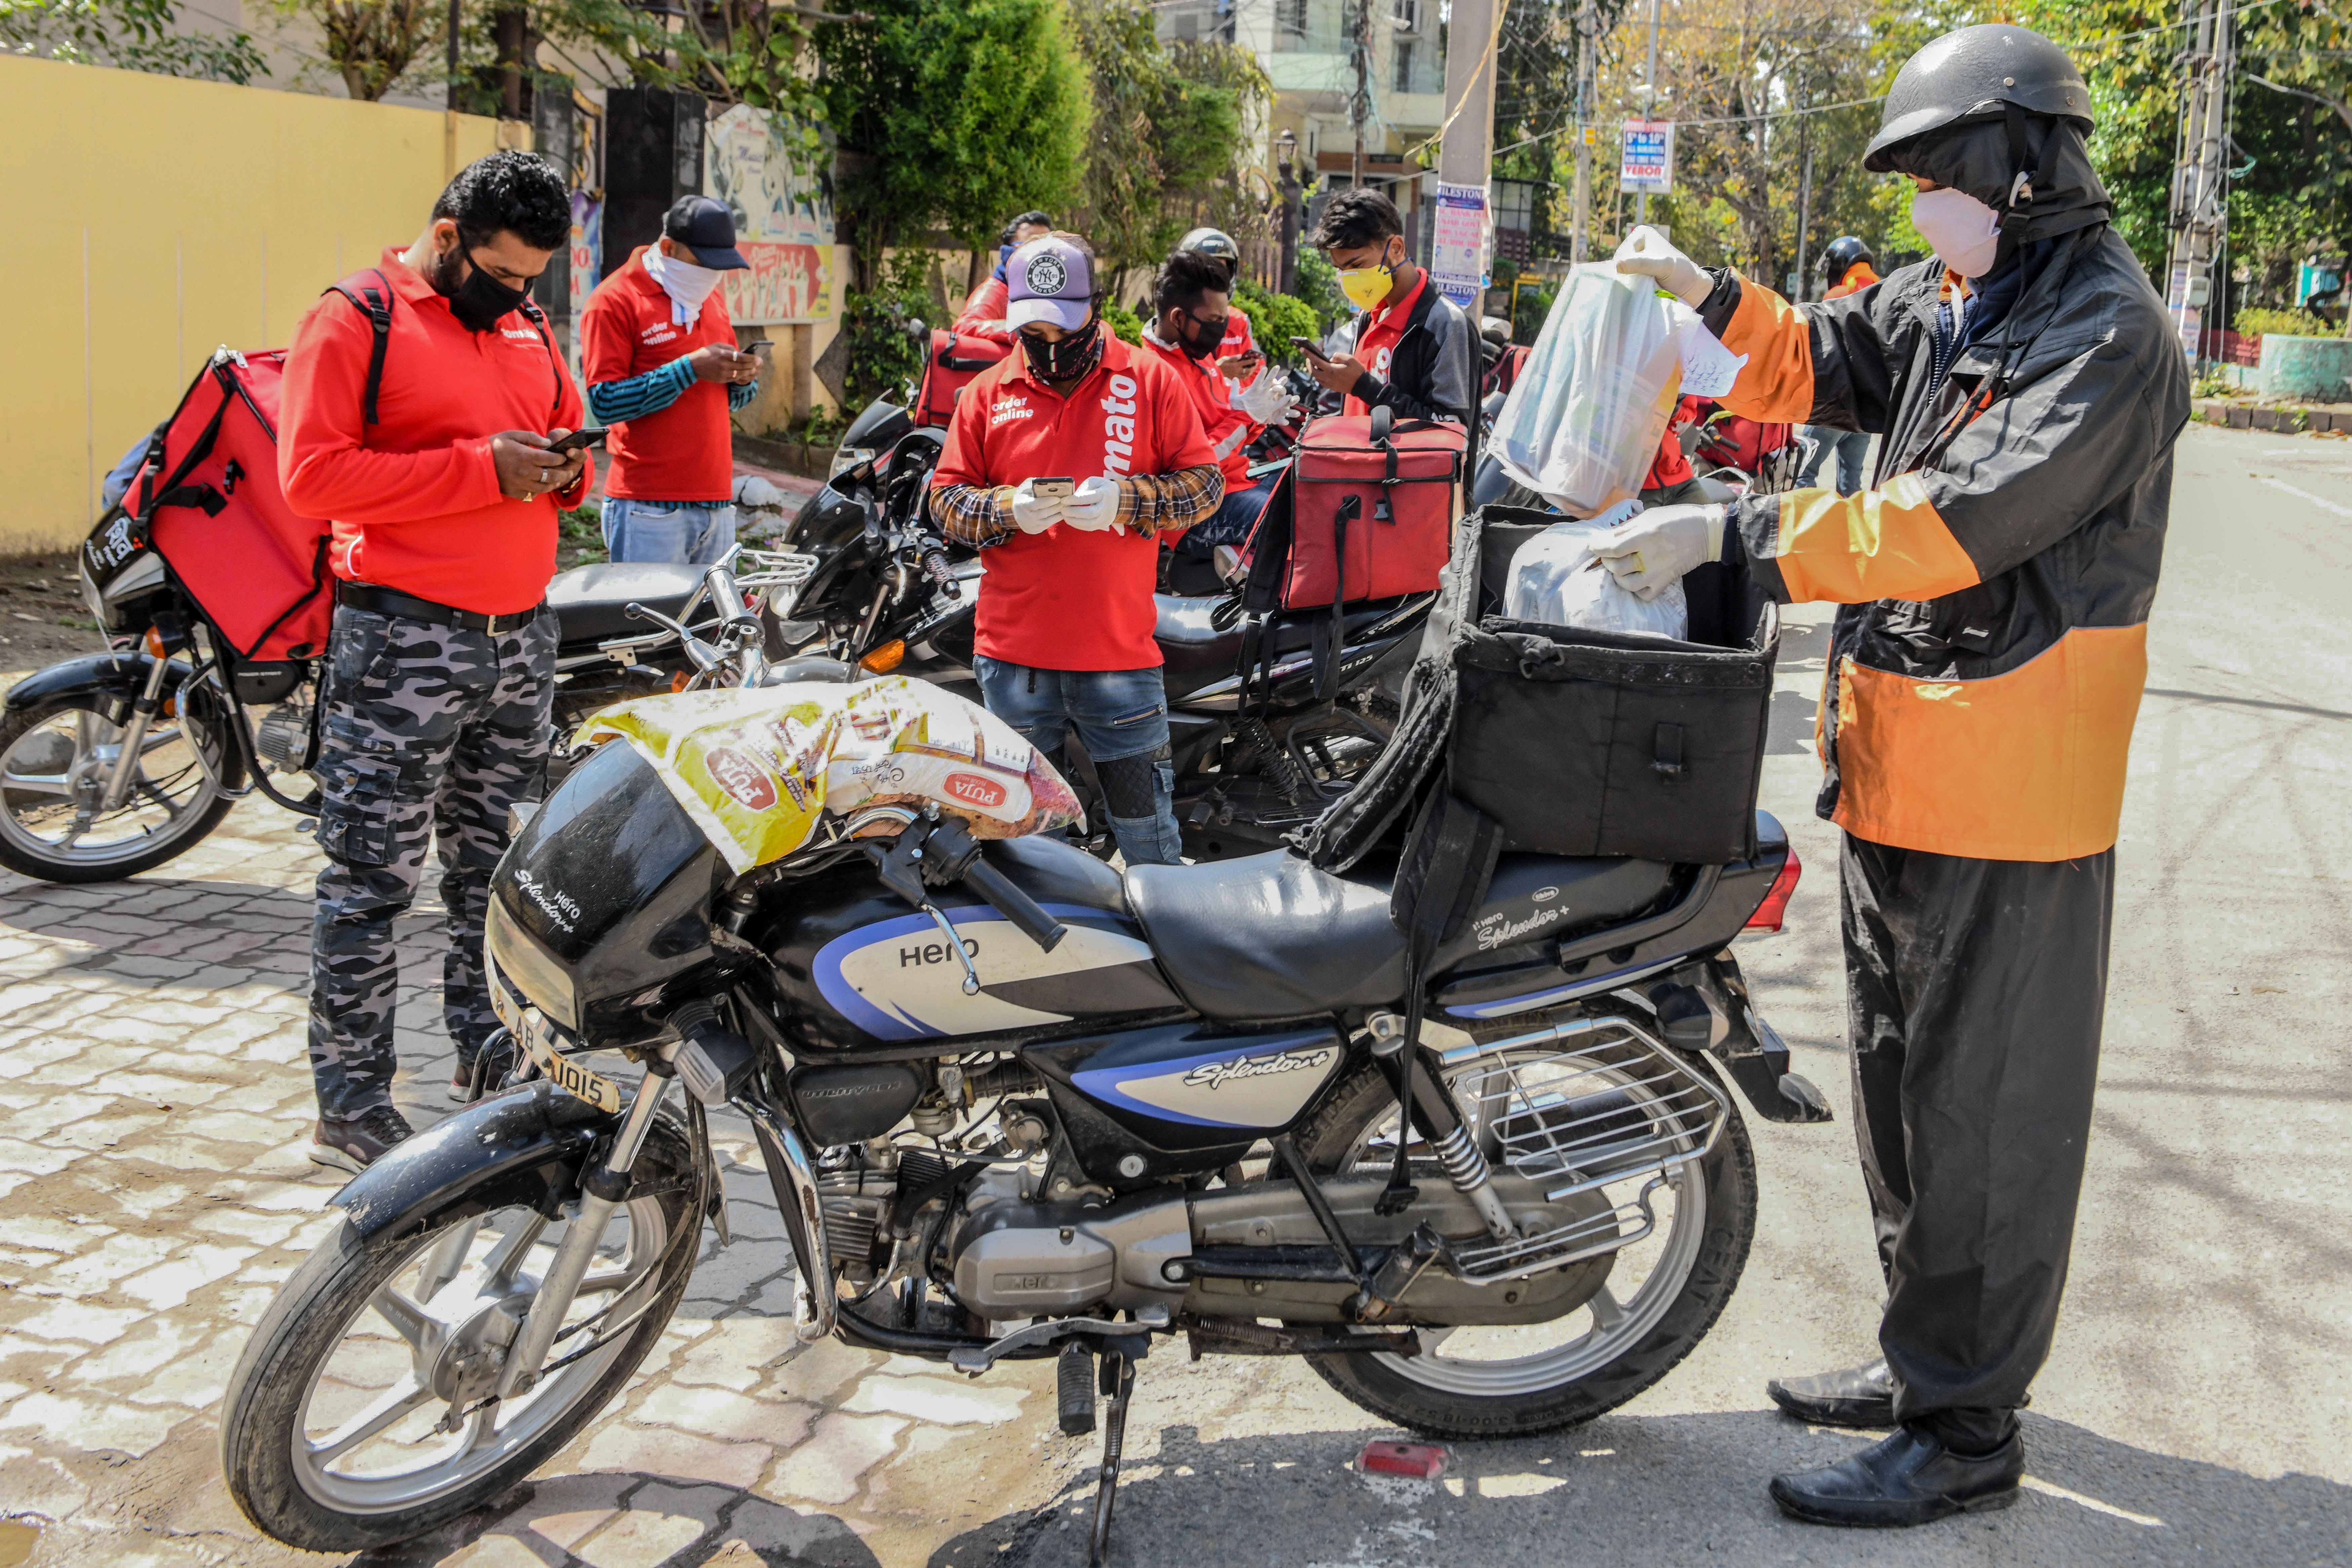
[1294,1040,1755,1438]
[0,692,235,881]
[220,1121,699,1552]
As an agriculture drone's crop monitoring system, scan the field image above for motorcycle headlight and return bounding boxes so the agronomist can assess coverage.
[485,899,580,1031]
[829,446,876,480]
[79,561,108,627]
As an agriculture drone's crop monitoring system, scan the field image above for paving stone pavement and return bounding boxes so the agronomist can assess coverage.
[0,793,1108,1568]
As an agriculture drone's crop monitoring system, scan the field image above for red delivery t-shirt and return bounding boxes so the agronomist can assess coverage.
[1345,271,1427,417]
[280,247,589,616]
[954,275,1015,342]
[930,332,1215,671]
[1218,304,1261,386]
[1140,330,1255,489]
[1644,396,1704,490]
[580,246,738,501]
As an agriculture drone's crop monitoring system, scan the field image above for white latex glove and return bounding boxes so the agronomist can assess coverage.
[1589,504,1728,601]
[1062,476,1122,532]
[1011,479,1067,534]
[1616,225,1713,307]
[1234,373,1298,426]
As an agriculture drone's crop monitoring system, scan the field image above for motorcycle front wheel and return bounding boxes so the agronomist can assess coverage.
[0,690,240,882]
[1293,1044,1756,1439]
[218,1117,700,1553]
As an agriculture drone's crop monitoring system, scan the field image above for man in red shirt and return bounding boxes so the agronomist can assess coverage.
[1140,248,1295,563]
[279,150,588,1170]
[1299,188,1476,428]
[1177,227,1266,383]
[929,233,1222,863]
[953,210,1055,342]
[581,197,762,563]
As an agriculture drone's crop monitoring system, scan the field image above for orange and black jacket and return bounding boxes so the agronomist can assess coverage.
[1700,224,2189,862]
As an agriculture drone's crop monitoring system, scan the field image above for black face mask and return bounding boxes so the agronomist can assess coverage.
[1021,319,1104,383]
[1178,311,1228,362]
[432,245,532,333]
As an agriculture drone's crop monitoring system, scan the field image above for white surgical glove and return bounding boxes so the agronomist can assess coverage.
[1011,479,1067,534]
[1062,476,1123,532]
[1589,504,1728,601]
[1235,374,1298,426]
[1615,225,1713,308]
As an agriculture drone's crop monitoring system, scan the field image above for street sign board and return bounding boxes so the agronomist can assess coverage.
[1620,120,1674,194]
[1429,182,1491,312]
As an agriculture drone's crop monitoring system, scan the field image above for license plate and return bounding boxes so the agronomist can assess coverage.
[515,1007,624,1113]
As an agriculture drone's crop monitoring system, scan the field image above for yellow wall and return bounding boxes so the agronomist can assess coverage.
[0,55,514,556]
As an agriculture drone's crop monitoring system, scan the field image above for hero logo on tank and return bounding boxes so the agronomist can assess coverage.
[946,772,1007,809]
[705,746,778,810]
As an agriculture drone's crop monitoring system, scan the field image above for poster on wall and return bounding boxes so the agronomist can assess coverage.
[1619,120,1674,194]
[1428,183,1490,312]
[568,192,602,380]
[705,104,836,326]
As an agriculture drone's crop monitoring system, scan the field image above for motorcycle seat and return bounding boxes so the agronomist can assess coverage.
[548,562,705,648]
[1151,594,1418,702]
[1125,849,1677,1022]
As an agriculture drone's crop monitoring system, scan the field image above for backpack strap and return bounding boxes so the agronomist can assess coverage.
[327,268,395,425]
[518,296,565,415]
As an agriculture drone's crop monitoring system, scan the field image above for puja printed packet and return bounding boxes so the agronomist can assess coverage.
[575,677,1082,873]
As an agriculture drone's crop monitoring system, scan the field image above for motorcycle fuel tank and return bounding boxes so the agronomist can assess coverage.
[757,834,1186,1050]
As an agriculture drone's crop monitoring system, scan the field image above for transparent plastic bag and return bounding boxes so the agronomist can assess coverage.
[1503,504,1690,641]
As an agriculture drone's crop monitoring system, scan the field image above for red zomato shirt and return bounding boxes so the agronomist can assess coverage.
[1345,270,1427,417]
[1644,395,1704,490]
[580,246,738,502]
[280,247,588,616]
[930,332,1216,670]
[954,275,1014,342]
[1140,329,1255,489]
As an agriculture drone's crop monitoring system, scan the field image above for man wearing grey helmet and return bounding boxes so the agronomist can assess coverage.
[1606,24,2189,1526]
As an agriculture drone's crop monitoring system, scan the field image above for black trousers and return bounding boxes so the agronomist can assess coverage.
[1841,833,2115,1438]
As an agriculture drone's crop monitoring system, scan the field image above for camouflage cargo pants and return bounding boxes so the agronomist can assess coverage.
[307,603,555,1116]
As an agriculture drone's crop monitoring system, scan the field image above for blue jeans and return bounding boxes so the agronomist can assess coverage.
[1799,426,1871,495]
[602,498,738,564]
[1189,476,1276,549]
[974,657,1181,865]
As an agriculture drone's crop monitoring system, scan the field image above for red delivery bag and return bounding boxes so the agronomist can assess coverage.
[914,330,1014,428]
[129,349,334,661]
[1285,411,1463,613]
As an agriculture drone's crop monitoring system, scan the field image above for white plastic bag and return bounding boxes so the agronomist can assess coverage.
[1489,244,1747,517]
[1503,505,1690,642]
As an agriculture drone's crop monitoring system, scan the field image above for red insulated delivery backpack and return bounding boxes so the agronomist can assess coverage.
[913,330,1013,428]
[1283,409,1463,614]
[125,348,334,662]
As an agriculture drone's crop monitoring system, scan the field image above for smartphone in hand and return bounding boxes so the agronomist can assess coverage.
[1030,476,1075,501]
[546,427,609,453]
[748,340,774,357]
[1290,336,1331,362]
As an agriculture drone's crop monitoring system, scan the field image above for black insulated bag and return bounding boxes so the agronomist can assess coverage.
[1300,505,1780,872]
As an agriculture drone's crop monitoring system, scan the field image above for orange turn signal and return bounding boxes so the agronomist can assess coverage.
[143,625,165,657]
[670,670,691,693]
[859,639,907,674]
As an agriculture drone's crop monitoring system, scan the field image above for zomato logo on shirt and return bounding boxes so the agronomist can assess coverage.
[1368,345,1394,377]
[1100,373,1140,477]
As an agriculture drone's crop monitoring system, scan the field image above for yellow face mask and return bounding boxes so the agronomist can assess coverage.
[1337,260,1394,312]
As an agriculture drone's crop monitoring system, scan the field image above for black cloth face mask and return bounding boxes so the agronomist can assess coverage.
[1178,311,1228,362]
[1021,319,1105,382]
[433,244,533,333]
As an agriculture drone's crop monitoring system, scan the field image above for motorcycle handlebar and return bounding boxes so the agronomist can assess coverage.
[960,852,1066,952]
[918,547,960,597]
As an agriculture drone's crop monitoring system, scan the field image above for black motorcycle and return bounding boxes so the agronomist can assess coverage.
[0,514,791,883]
[782,398,1423,862]
[216,689,1826,1560]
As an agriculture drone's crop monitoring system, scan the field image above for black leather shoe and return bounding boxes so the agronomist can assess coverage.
[1767,1357,1895,1427]
[1769,1425,2023,1528]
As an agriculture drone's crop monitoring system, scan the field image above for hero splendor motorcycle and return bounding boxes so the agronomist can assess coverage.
[217,673,1827,1561]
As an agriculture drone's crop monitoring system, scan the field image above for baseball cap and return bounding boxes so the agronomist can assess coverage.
[663,196,750,270]
[1005,236,1096,331]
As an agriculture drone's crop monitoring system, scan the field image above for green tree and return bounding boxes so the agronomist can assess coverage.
[1067,0,1267,292]
[1,0,266,82]
[814,0,1087,289]
[268,0,437,100]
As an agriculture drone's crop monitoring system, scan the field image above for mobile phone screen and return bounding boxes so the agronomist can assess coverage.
[548,427,608,453]
[1031,476,1075,500]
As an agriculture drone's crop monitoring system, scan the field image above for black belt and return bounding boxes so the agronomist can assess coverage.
[338,581,545,635]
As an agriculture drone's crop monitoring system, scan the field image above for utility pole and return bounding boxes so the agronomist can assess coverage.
[1352,0,1370,190]
[1636,0,1660,226]
[2166,0,2235,361]
[447,0,461,111]
[1793,133,1813,302]
[1572,0,1595,260]
[1437,0,1498,193]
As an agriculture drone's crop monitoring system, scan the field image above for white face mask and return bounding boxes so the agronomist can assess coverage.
[644,246,723,326]
[1910,186,2002,279]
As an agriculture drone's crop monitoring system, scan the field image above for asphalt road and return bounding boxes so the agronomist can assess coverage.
[2,421,2347,1567]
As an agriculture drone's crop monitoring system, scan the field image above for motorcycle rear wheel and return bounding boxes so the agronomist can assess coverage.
[0,691,239,882]
[1293,1048,1755,1439]
[218,1118,700,1553]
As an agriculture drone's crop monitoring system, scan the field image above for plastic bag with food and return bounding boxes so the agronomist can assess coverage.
[1503,503,1690,641]
[574,676,1082,872]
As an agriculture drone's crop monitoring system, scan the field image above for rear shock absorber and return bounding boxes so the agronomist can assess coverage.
[1368,1012,1515,1242]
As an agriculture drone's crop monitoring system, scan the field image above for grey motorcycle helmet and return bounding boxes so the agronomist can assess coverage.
[1180,226,1241,286]
[1863,24,2092,172]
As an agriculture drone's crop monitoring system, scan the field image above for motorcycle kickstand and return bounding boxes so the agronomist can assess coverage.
[1089,1348,1136,1566]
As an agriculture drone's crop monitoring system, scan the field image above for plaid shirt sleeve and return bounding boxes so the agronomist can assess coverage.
[933,465,1225,545]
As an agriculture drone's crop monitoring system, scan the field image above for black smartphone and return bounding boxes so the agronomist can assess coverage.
[1290,336,1331,361]
[748,340,773,356]
[547,427,609,453]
